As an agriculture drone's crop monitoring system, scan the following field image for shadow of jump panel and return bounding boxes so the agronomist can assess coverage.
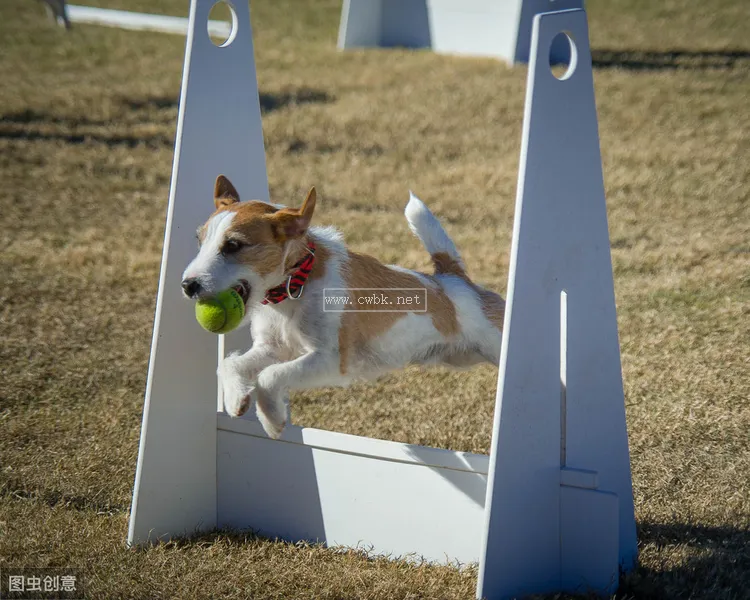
[338,0,584,64]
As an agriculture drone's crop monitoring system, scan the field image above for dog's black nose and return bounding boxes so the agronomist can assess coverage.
[182,278,202,298]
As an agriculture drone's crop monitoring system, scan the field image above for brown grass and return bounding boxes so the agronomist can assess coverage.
[1,0,749,598]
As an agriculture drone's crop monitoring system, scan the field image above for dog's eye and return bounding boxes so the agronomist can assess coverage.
[222,239,243,255]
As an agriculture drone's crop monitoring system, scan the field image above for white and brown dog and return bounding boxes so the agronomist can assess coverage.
[182,175,505,438]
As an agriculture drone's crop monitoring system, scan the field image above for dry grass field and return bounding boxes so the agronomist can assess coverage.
[1,0,749,598]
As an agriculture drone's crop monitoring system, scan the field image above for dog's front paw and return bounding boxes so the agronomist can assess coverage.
[223,380,256,417]
[224,385,255,417]
[254,389,288,439]
[220,357,255,417]
[256,408,286,439]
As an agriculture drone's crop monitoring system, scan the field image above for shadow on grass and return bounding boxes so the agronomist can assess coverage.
[0,88,334,147]
[0,476,128,516]
[151,527,301,550]
[259,89,334,113]
[591,49,750,71]
[135,520,750,599]
[0,129,173,148]
[0,109,112,127]
[0,106,172,147]
[618,521,750,599]
[122,88,334,115]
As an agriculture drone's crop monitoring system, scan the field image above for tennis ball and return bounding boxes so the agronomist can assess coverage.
[195,289,245,334]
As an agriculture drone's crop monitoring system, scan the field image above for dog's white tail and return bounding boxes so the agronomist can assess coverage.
[405,192,466,277]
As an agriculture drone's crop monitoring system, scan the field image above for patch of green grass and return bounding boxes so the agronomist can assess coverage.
[1,0,749,598]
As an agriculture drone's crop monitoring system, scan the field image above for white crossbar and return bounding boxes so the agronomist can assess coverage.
[67,5,232,38]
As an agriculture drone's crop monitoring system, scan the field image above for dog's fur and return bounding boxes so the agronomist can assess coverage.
[182,175,505,438]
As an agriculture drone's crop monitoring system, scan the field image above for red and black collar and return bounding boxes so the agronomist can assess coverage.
[262,242,316,305]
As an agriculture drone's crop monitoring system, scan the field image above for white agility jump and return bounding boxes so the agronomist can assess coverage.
[338,0,584,65]
[127,1,637,598]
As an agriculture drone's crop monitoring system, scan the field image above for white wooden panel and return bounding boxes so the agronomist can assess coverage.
[339,0,583,64]
[128,0,268,545]
[427,1,519,60]
[219,415,489,472]
[380,0,432,49]
[560,486,619,595]
[512,0,583,64]
[560,467,598,490]
[217,416,488,564]
[477,9,636,599]
[337,0,383,49]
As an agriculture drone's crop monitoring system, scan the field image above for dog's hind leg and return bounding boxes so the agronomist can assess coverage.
[441,350,491,369]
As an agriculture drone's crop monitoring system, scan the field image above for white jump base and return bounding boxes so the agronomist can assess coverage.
[217,413,618,565]
[67,5,232,38]
[128,1,637,598]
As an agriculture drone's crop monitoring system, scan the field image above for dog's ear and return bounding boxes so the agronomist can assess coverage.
[271,187,317,240]
[214,175,241,208]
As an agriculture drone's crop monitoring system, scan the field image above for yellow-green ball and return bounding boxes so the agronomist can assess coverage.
[195,289,245,334]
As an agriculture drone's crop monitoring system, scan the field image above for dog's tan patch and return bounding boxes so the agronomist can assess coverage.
[212,187,317,278]
[214,174,241,208]
[220,202,286,276]
[477,287,505,330]
[432,251,466,278]
[271,187,316,242]
[337,251,459,374]
[431,250,505,331]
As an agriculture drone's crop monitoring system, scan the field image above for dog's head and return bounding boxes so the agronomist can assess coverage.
[181,175,316,310]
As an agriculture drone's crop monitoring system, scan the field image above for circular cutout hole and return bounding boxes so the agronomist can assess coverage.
[208,1,237,47]
[549,31,577,80]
